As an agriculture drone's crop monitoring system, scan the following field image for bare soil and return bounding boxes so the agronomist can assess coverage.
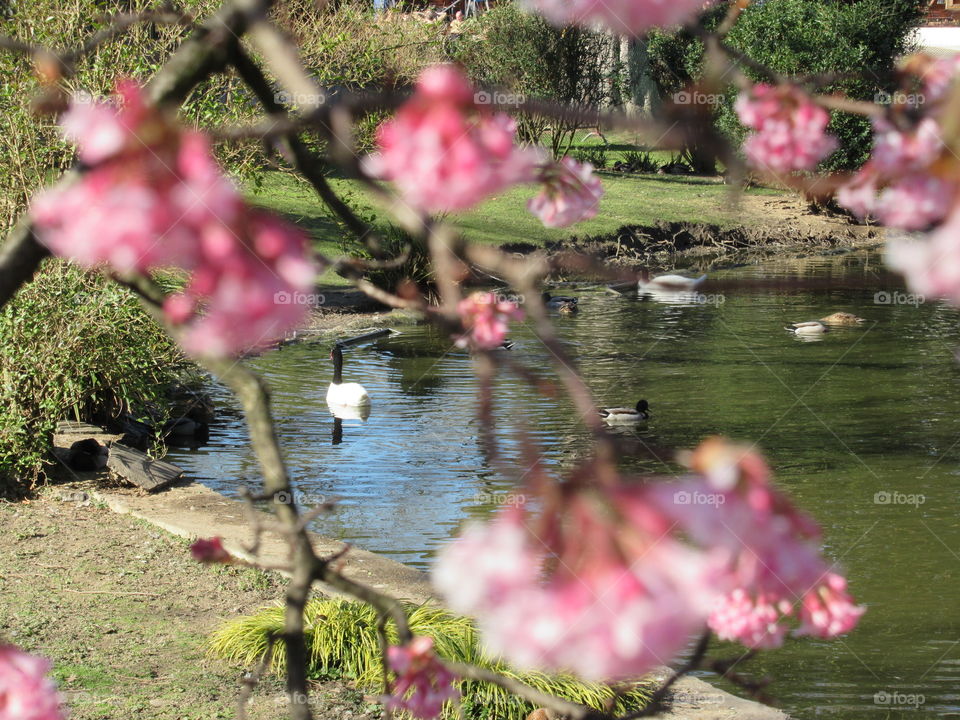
[0,493,378,720]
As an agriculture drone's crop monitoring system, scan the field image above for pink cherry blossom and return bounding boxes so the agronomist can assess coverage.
[917,54,960,105]
[190,537,233,564]
[871,117,943,173]
[0,645,64,720]
[455,292,524,349]
[527,157,603,228]
[796,573,865,639]
[31,81,315,357]
[647,438,864,649]
[735,84,837,173]
[524,0,717,35]
[886,210,960,303]
[838,118,956,231]
[708,590,789,650]
[363,65,541,213]
[433,476,722,681]
[385,637,459,719]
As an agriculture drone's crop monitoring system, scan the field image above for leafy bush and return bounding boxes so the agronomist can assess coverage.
[647,0,922,171]
[343,225,435,298]
[210,597,652,720]
[450,2,614,157]
[621,150,661,173]
[572,145,608,169]
[0,261,183,491]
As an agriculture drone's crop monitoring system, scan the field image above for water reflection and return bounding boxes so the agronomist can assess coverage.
[167,250,960,719]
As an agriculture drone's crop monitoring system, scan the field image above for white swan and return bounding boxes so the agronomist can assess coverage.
[326,344,370,407]
[639,273,707,293]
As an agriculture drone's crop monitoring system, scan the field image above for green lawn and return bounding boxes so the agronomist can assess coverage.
[245,167,783,287]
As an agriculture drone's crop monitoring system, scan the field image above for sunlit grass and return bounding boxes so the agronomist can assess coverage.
[246,167,783,289]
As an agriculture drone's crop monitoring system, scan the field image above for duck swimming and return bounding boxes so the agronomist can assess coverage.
[599,399,650,424]
[786,321,827,336]
[542,292,579,313]
[820,312,865,326]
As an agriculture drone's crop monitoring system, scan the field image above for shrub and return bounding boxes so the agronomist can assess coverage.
[209,597,653,720]
[343,225,435,298]
[621,150,661,173]
[0,261,183,491]
[450,2,613,157]
[647,0,922,172]
[572,145,608,169]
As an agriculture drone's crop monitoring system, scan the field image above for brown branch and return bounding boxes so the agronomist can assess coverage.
[227,42,386,254]
[616,632,711,719]
[376,614,395,720]
[0,214,51,308]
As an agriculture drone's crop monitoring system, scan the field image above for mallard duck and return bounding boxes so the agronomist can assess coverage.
[786,321,827,336]
[542,292,579,312]
[639,273,707,293]
[326,343,370,407]
[820,312,865,326]
[599,399,650,424]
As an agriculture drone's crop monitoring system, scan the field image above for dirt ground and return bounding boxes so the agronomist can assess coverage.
[0,493,378,720]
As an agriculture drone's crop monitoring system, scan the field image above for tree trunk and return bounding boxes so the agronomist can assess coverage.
[620,36,660,117]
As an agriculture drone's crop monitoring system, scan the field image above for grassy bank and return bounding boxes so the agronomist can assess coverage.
[247,169,785,287]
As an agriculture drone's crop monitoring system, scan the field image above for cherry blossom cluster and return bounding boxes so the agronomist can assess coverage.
[364,65,542,213]
[647,438,864,649]
[433,439,863,681]
[455,292,524,350]
[366,65,603,228]
[735,84,838,174]
[384,636,459,719]
[0,644,64,720]
[527,157,603,228]
[31,81,316,357]
[830,55,960,302]
[524,0,718,36]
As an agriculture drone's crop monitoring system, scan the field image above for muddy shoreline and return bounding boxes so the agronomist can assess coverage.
[306,219,884,331]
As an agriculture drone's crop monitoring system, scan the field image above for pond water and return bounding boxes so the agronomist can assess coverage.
[167,250,960,719]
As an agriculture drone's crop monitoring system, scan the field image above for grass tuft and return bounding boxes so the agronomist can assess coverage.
[209,597,652,719]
